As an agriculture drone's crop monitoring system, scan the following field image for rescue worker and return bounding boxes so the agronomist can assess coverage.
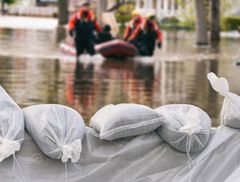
[129,13,163,57]
[96,24,113,44]
[68,1,102,60]
[123,10,144,41]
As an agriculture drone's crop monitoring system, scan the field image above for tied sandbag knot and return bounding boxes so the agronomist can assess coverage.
[179,108,201,136]
[0,138,20,162]
[61,139,82,163]
[207,72,229,97]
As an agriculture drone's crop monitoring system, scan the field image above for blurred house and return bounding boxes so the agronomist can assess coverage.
[135,0,183,19]
[135,0,240,21]
[224,0,240,16]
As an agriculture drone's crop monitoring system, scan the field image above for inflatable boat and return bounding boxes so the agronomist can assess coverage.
[60,39,138,59]
[95,39,138,58]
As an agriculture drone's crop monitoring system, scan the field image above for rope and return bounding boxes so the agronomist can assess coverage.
[65,162,68,182]
[12,154,25,182]
[186,135,195,182]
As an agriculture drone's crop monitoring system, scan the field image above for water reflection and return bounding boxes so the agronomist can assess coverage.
[72,62,95,121]
[60,58,223,125]
[0,28,57,57]
[56,26,67,43]
[0,28,240,126]
[133,64,155,106]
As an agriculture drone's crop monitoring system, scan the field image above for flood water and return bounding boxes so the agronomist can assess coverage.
[0,27,240,126]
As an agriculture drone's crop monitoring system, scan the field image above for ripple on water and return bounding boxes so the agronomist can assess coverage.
[0,28,240,126]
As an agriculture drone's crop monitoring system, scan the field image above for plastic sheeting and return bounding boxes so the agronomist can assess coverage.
[0,86,24,162]
[0,126,240,182]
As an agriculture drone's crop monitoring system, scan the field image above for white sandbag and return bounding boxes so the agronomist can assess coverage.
[23,104,85,163]
[0,86,24,162]
[90,103,164,140]
[155,104,211,153]
[208,72,240,128]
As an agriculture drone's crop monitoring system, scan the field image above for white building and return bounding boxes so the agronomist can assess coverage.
[135,0,183,19]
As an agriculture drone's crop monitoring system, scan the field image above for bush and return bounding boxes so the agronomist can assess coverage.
[161,16,180,25]
[118,24,126,37]
[180,19,195,29]
[159,16,181,29]
[159,16,194,30]
[4,0,16,5]
[221,16,240,31]
[115,3,135,25]
[1,0,17,13]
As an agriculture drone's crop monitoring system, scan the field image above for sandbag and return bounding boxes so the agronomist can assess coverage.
[90,103,164,140]
[155,104,211,153]
[208,72,240,128]
[23,104,85,163]
[0,86,24,162]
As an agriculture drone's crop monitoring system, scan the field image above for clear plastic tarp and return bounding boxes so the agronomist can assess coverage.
[0,125,240,182]
[0,86,24,162]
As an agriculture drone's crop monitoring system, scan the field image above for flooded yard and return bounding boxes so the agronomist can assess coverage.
[0,27,240,126]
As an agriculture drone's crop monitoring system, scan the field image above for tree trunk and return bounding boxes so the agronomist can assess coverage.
[195,0,208,45]
[58,0,69,26]
[211,0,220,41]
[97,0,107,25]
[1,0,5,14]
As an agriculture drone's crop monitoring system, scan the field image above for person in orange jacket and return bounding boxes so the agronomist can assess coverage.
[129,13,163,56]
[123,10,144,41]
[68,1,102,60]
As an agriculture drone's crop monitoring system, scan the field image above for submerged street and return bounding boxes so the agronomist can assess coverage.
[0,17,240,126]
[0,0,240,180]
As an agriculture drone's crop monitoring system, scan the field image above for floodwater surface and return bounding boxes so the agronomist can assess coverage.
[0,27,240,126]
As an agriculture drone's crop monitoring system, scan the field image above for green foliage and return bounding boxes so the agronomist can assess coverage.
[171,0,240,30]
[221,0,240,16]
[179,13,195,29]
[179,21,195,29]
[221,16,240,31]
[177,0,196,29]
[159,17,181,29]
[161,17,180,25]
[3,0,16,5]
[115,3,135,25]
[118,24,125,37]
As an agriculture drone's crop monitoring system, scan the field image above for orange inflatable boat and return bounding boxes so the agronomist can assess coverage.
[60,39,138,59]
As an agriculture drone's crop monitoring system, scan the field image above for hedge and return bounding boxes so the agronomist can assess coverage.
[221,16,240,31]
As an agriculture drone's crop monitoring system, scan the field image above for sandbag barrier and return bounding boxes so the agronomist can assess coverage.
[0,72,238,164]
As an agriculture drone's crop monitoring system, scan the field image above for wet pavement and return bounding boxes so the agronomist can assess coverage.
[0,26,240,126]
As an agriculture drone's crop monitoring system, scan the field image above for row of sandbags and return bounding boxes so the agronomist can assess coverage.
[0,72,239,164]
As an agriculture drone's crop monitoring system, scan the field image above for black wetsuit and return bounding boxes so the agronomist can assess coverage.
[74,19,96,56]
[96,32,113,44]
[134,23,158,56]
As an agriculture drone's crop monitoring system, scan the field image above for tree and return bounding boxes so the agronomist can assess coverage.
[195,0,209,45]
[58,0,69,25]
[97,0,107,25]
[115,3,135,25]
[1,0,16,14]
[211,0,220,41]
